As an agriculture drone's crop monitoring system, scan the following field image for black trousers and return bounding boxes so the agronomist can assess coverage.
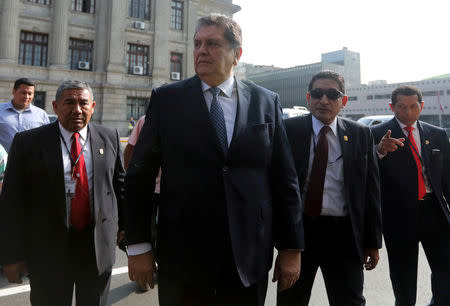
[278,215,365,306]
[29,225,112,306]
[158,234,268,306]
[385,194,450,306]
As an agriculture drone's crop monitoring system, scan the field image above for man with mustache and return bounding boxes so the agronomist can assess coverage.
[0,80,125,306]
[278,71,382,306]
[125,14,304,306]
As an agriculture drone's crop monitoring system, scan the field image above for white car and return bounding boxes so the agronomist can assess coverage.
[282,106,309,119]
[357,115,393,127]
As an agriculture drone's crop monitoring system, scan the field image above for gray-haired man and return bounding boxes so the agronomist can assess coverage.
[0,80,125,306]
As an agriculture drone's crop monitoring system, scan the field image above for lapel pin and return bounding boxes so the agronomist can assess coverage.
[99,148,104,155]
[425,140,429,145]
[343,135,348,142]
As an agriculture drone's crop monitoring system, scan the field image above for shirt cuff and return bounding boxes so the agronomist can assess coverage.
[126,242,152,256]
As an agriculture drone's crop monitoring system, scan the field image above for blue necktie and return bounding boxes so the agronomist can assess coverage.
[209,87,228,156]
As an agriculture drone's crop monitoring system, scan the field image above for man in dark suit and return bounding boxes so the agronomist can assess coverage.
[372,85,450,306]
[0,80,125,306]
[278,71,382,306]
[125,14,304,306]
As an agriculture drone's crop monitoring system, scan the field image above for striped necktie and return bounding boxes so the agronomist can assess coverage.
[209,87,228,156]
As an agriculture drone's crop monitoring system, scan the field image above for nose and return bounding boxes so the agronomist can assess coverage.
[72,103,82,113]
[320,94,330,104]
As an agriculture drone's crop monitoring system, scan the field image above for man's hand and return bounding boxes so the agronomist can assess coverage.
[3,262,28,284]
[377,129,405,155]
[128,251,157,289]
[272,250,301,292]
[363,248,379,271]
[116,230,126,252]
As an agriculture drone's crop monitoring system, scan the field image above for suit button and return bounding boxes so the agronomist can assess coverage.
[223,166,229,173]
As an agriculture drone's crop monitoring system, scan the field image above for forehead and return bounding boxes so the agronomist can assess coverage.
[15,84,34,92]
[311,78,340,90]
[194,25,226,41]
[59,88,91,100]
[396,94,420,104]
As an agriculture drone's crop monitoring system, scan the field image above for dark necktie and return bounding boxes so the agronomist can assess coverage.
[70,132,90,230]
[209,87,228,156]
[404,126,426,200]
[304,125,330,218]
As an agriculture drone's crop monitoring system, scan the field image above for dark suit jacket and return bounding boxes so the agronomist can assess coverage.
[125,75,304,287]
[372,118,450,243]
[0,121,125,275]
[284,114,382,261]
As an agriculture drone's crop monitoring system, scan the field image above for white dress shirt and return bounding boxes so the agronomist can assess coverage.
[59,123,94,227]
[304,116,347,216]
[395,118,432,193]
[127,75,239,256]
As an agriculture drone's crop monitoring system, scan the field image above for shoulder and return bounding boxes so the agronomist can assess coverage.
[153,76,197,95]
[29,104,48,116]
[240,79,278,99]
[90,122,117,137]
[14,121,55,144]
[419,120,448,139]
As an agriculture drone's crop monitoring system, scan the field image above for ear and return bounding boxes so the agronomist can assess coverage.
[306,92,310,106]
[419,101,424,112]
[91,101,96,113]
[52,101,58,114]
[233,47,243,66]
[389,103,394,112]
[341,95,348,107]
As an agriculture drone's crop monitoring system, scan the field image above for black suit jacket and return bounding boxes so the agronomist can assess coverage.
[372,118,450,243]
[0,121,125,275]
[284,114,382,261]
[125,75,304,287]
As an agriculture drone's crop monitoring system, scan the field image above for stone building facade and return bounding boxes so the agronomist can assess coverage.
[0,0,240,134]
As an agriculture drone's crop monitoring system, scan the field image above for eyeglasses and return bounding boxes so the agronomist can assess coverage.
[309,88,344,100]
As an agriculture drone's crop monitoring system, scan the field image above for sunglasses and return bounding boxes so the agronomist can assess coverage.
[309,88,344,100]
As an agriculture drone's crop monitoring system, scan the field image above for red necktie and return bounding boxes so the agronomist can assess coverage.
[404,126,426,200]
[70,132,90,230]
[304,125,330,218]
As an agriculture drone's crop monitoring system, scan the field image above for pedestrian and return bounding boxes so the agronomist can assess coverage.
[0,78,49,152]
[278,70,382,306]
[0,80,125,306]
[372,85,450,306]
[0,144,6,194]
[125,14,304,306]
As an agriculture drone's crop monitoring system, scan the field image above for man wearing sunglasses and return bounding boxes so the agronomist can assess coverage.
[278,71,382,306]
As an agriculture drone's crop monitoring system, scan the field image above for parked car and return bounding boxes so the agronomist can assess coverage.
[357,115,393,127]
[48,114,57,123]
[282,106,309,119]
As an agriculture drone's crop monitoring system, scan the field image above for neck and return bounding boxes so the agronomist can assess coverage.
[199,73,233,87]
[11,100,26,111]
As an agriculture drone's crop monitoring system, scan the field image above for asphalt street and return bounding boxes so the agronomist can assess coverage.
[0,242,432,306]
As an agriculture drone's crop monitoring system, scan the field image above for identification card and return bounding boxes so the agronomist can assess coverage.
[65,179,77,199]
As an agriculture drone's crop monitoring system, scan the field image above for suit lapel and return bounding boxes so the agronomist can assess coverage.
[337,118,352,196]
[186,76,225,160]
[417,121,432,181]
[47,122,67,222]
[88,123,105,222]
[228,78,250,157]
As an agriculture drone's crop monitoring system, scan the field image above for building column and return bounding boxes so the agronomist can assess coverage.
[0,0,20,64]
[185,0,199,78]
[151,0,171,87]
[49,0,70,69]
[94,0,109,72]
[106,0,127,75]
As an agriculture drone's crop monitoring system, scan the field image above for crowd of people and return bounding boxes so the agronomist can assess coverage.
[0,14,449,306]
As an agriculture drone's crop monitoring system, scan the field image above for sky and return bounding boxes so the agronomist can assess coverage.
[233,0,449,84]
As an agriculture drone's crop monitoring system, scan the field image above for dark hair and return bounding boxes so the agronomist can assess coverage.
[14,78,35,90]
[308,70,345,93]
[55,80,94,102]
[195,14,242,49]
[391,85,423,105]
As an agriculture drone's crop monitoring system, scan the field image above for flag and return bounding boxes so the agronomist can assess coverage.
[437,90,444,114]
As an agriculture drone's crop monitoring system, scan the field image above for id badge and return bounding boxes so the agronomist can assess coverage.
[65,179,77,199]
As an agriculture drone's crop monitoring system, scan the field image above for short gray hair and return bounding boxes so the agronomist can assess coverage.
[194,14,242,49]
[55,80,94,102]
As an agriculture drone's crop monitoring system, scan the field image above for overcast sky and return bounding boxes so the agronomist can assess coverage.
[233,0,449,84]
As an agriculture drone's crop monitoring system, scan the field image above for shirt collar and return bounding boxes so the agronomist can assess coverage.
[58,122,88,143]
[7,100,32,113]
[201,75,235,98]
[311,115,338,137]
[395,117,418,131]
